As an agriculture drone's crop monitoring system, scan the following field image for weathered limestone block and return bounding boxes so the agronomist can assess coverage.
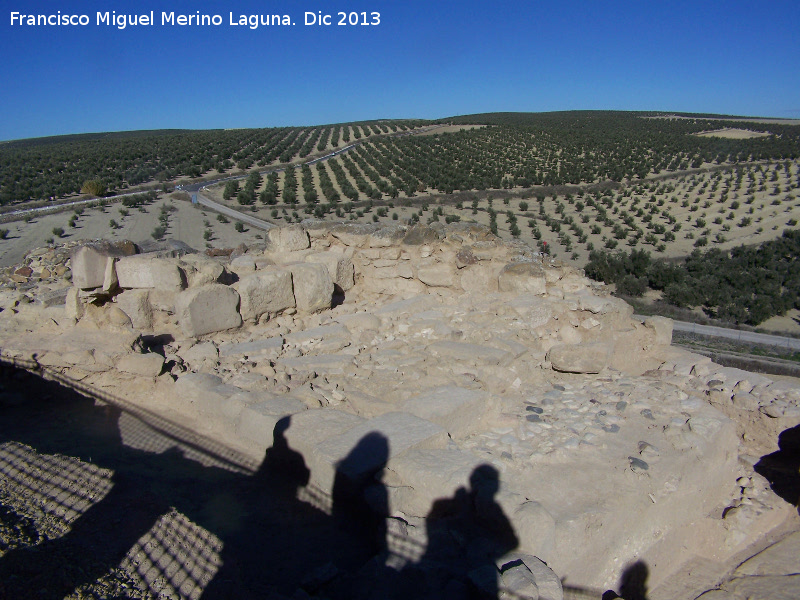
[508,296,553,328]
[375,295,440,319]
[117,353,164,377]
[236,269,295,321]
[363,224,404,248]
[267,225,310,252]
[385,448,484,517]
[175,284,241,336]
[33,288,69,308]
[403,225,440,245]
[70,242,135,289]
[499,554,563,600]
[285,323,349,346]
[284,263,334,313]
[82,303,132,329]
[334,312,381,333]
[116,256,185,291]
[575,290,633,318]
[328,223,378,247]
[310,412,448,493]
[115,289,153,330]
[173,372,234,416]
[236,396,308,446]
[179,255,225,287]
[507,503,558,566]
[102,257,118,293]
[548,342,613,374]
[455,247,479,268]
[428,340,511,366]
[65,287,84,320]
[218,337,283,359]
[556,271,590,294]
[460,263,501,293]
[276,354,354,377]
[402,386,489,438]
[416,263,456,288]
[179,341,219,367]
[284,409,364,453]
[304,251,354,292]
[229,255,257,276]
[498,262,547,295]
[644,316,673,346]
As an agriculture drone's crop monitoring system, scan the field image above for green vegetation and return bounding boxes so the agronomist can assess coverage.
[0,120,425,203]
[584,229,800,325]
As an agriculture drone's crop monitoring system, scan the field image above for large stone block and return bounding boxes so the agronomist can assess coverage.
[276,354,354,377]
[218,336,283,359]
[548,342,613,374]
[175,284,242,336]
[116,353,164,377]
[428,341,511,366]
[304,252,354,291]
[328,222,378,247]
[179,255,225,287]
[70,242,134,290]
[236,396,308,446]
[460,263,501,294]
[416,263,456,288]
[267,225,310,252]
[116,256,185,291]
[310,412,448,493]
[284,263,334,313]
[402,386,489,438]
[643,316,673,346]
[384,448,484,517]
[115,289,153,330]
[498,262,547,295]
[236,269,295,321]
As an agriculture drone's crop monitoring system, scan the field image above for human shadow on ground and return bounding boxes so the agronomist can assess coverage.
[0,363,522,599]
[361,464,519,600]
[602,560,650,600]
[755,423,800,511]
[0,365,384,599]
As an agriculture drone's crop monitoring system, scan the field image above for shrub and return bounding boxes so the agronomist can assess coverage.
[52,227,65,238]
[234,222,245,232]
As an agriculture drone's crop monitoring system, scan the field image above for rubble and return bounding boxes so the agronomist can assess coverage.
[0,221,798,599]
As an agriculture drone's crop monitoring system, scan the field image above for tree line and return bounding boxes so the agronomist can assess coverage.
[584,229,800,325]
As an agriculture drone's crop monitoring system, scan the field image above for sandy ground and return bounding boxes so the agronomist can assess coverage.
[0,198,267,267]
[695,128,772,139]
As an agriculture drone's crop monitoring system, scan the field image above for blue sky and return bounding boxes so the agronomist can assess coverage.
[1,0,798,140]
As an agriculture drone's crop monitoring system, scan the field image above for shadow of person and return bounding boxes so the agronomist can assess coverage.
[331,431,390,556]
[201,415,314,599]
[399,464,519,600]
[755,423,800,510]
[258,415,310,490]
[0,365,406,599]
[602,560,650,600]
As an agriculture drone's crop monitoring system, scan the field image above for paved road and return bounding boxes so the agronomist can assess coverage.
[666,318,800,351]
[194,194,275,231]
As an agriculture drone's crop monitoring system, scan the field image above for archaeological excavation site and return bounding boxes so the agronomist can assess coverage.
[0,220,798,600]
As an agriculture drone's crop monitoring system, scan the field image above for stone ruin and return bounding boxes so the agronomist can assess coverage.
[1,220,799,598]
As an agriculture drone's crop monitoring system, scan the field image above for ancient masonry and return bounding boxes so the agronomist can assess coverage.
[1,220,799,598]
